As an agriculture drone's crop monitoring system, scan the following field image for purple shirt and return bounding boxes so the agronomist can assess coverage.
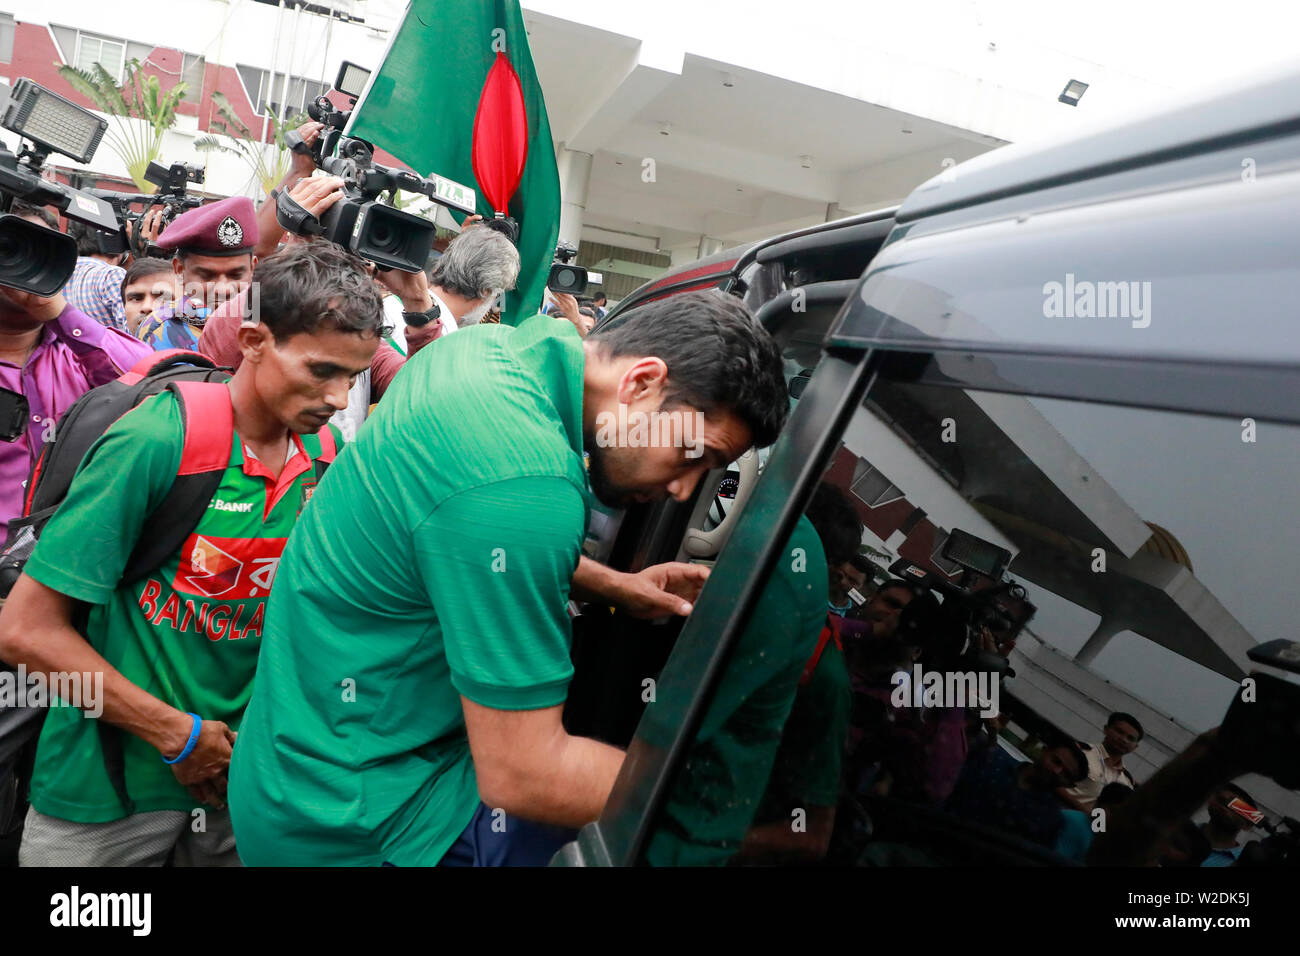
[0,304,152,526]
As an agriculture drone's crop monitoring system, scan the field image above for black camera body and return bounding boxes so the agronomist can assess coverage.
[889,528,1033,674]
[547,241,587,296]
[0,146,118,296]
[86,161,206,258]
[0,79,126,294]
[278,90,474,273]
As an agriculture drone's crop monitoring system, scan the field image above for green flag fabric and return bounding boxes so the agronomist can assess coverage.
[350,0,560,323]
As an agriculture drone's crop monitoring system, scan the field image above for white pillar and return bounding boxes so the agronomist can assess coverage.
[1074,617,1125,667]
[556,146,592,248]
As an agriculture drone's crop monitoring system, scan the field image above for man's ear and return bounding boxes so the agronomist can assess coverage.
[615,356,669,406]
[236,321,274,365]
[171,256,183,277]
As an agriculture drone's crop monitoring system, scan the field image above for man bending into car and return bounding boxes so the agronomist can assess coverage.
[228,290,790,866]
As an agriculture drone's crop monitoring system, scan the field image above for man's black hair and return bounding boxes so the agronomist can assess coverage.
[252,242,384,342]
[1096,782,1134,807]
[847,553,875,576]
[67,220,118,258]
[120,257,174,303]
[587,289,789,448]
[804,482,863,567]
[1041,732,1090,785]
[1106,711,1145,740]
[10,201,59,231]
[877,577,918,598]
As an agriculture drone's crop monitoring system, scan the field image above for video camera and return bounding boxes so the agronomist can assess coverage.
[86,161,206,258]
[277,60,477,273]
[547,241,587,296]
[889,528,1035,674]
[0,79,121,295]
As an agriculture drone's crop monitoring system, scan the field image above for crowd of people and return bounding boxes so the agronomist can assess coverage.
[0,119,1283,869]
[0,125,792,866]
[752,484,1278,867]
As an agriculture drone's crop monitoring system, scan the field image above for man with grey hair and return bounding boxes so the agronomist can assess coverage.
[423,224,521,330]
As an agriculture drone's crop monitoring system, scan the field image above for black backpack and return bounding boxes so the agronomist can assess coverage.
[0,349,240,839]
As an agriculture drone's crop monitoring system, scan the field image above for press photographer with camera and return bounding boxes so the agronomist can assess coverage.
[196,183,498,439]
[253,120,326,259]
[64,221,130,331]
[0,204,151,528]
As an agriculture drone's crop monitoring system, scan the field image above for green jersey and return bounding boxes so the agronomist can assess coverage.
[646,515,830,866]
[229,316,589,866]
[24,388,338,823]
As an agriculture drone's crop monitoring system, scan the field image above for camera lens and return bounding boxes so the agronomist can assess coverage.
[0,215,77,296]
[368,219,396,252]
[554,268,577,290]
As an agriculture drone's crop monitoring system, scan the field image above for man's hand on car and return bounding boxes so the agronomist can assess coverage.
[617,562,710,618]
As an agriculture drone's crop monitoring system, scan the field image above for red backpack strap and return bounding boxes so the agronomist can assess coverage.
[118,382,233,586]
[171,381,235,474]
[800,615,840,687]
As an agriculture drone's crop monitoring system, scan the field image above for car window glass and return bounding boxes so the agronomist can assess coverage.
[643,377,1300,865]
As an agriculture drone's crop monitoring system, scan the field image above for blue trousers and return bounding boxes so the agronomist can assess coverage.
[434,802,577,867]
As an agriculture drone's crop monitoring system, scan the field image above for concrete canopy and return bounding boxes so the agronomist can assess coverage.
[521,10,1002,260]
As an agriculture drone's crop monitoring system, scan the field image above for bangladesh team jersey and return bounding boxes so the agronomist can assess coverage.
[24,387,340,823]
[228,315,589,866]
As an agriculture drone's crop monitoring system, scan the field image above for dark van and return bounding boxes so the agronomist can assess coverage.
[555,64,1300,866]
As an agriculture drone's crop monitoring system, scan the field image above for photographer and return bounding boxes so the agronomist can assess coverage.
[197,180,496,439]
[424,223,520,329]
[63,222,128,332]
[0,203,151,528]
[253,120,325,259]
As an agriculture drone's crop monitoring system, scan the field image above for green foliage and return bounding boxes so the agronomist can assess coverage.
[57,59,188,191]
[194,92,307,195]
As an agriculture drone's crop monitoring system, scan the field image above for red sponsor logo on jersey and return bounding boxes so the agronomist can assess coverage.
[172,534,288,600]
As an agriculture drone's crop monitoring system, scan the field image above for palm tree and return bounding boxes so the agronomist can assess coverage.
[194,92,307,197]
[57,59,188,192]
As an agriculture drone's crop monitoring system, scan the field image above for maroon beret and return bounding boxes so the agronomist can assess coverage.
[157,195,258,257]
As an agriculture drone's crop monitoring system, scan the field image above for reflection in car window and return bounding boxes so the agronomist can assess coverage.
[645,514,829,865]
[644,379,1300,865]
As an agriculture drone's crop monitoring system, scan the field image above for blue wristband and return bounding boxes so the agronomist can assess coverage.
[162,713,203,765]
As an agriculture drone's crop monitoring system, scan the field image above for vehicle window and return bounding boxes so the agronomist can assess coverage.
[642,376,1300,866]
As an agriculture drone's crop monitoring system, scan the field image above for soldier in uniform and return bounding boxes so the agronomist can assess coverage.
[137,196,259,351]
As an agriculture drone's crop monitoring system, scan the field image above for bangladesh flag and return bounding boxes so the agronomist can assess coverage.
[350,0,560,323]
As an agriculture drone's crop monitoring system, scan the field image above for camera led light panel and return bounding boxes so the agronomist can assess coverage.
[2,80,107,164]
